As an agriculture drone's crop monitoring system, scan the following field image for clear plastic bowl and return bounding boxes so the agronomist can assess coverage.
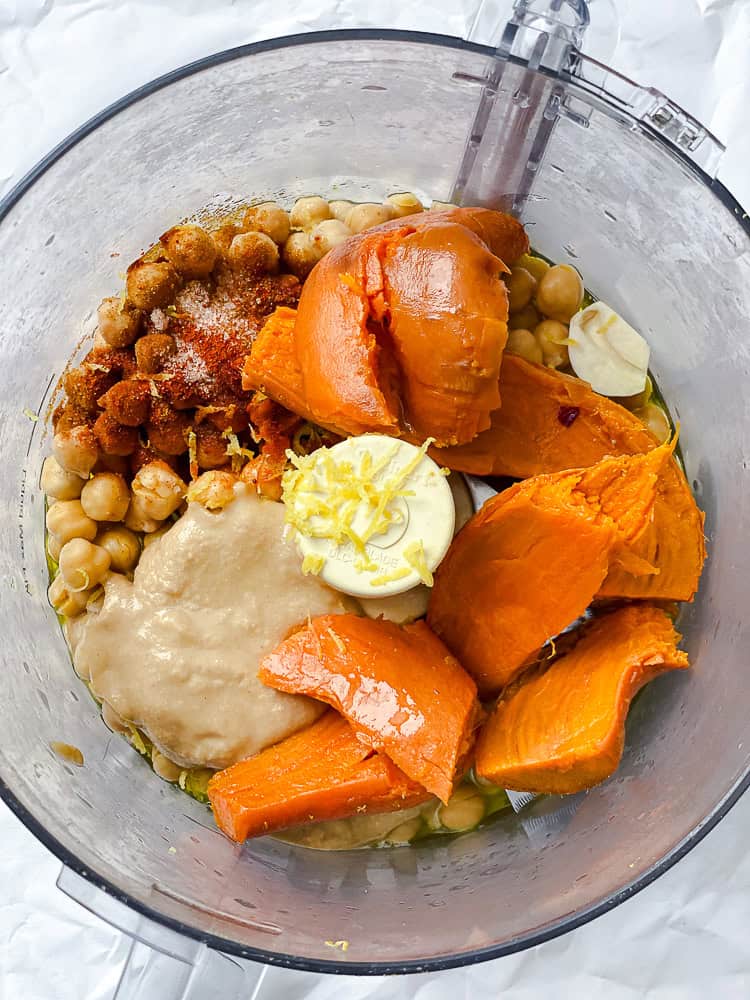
[0,29,749,976]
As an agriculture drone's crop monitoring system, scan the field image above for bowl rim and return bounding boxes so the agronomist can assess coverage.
[1,26,748,977]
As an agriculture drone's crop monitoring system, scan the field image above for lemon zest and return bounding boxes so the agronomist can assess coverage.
[403,540,434,586]
[301,553,325,576]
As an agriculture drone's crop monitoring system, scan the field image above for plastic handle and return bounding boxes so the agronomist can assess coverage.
[114,937,263,1000]
[57,866,267,1000]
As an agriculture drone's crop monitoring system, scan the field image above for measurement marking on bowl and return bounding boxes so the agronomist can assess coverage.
[151,884,283,935]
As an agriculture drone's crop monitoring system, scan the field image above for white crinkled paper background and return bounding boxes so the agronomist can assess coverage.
[1,1,749,997]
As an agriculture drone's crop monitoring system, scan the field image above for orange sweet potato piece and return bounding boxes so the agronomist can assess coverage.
[377,206,530,267]
[258,615,480,803]
[208,711,429,842]
[475,604,690,794]
[294,220,510,445]
[435,356,706,602]
[428,444,671,696]
[242,306,316,422]
[244,208,525,446]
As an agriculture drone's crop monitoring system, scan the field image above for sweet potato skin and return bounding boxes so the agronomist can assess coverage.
[258,615,480,803]
[208,711,429,842]
[435,356,706,602]
[475,604,689,794]
[428,446,670,696]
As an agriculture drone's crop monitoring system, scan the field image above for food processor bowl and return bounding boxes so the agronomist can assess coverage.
[0,12,749,989]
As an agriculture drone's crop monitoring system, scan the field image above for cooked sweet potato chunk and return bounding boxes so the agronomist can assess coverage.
[244,207,526,446]
[377,206,529,267]
[475,604,689,794]
[258,615,480,802]
[208,711,429,842]
[428,444,671,696]
[435,356,705,602]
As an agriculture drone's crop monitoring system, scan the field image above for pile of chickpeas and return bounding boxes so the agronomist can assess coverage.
[46,191,435,620]
[246,191,428,279]
[503,255,671,441]
[503,256,584,369]
[43,449,241,618]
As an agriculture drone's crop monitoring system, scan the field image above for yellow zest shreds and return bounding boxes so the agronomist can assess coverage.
[301,553,325,576]
[403,540,434,586]
[327,627,347,654]
[23,407,39,422]
[370,567,411,587]
[281,437,435,585]
[339,272,362,294]
[325,940,350,952]
[129,728,149,757]
[187,429,198,481]
[222,429,255,473]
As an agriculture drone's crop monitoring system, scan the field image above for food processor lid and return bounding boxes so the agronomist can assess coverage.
[2,2,748,990]
[452,0,725,213]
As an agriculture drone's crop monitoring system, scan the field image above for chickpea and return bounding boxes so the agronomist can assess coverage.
[635,402,671,445]
[93,412,139,457]
[518,253,550,285]
[98,379,150,427]
[94,453,131,476]
[142,524,170,548]
[135,333,176,375]
[187,470,239,510]
[347,203,394,233]
[438,785,486,831]
[59,538,111,592]
[508,303,541,331]
[617,375,653,412]
[126,260,181,311]
[329,200,354,224]
[63,364,117,417]
[48,573,91,618]
[97,297,143,348]
[195,425,229,470]
[124,494,163,534]
[52,425,99,478]
[310,219,351,256]
[40,455,85,501]
[506,329,543,366]
[151,750,182,782]
[80,472,131,521]
[101,700,130,734]
[46,500,97,545]
[228,231,279,273]
[132,461,186,520]
[146,403,191,456]
[534,319,570,369]
[507,266,537,314]
[212,223,241,256]
[282,231,324,279]
[386,192,424,217]
[47,533,62,563]
[535,263,584,321]
[242,202,291,245]
[385,817,422,844]
[290,196,331,231]
[97,526,141,572]
[161,225,217,279]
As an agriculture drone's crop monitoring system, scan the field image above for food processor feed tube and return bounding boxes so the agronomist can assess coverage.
[2,0,748,990]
